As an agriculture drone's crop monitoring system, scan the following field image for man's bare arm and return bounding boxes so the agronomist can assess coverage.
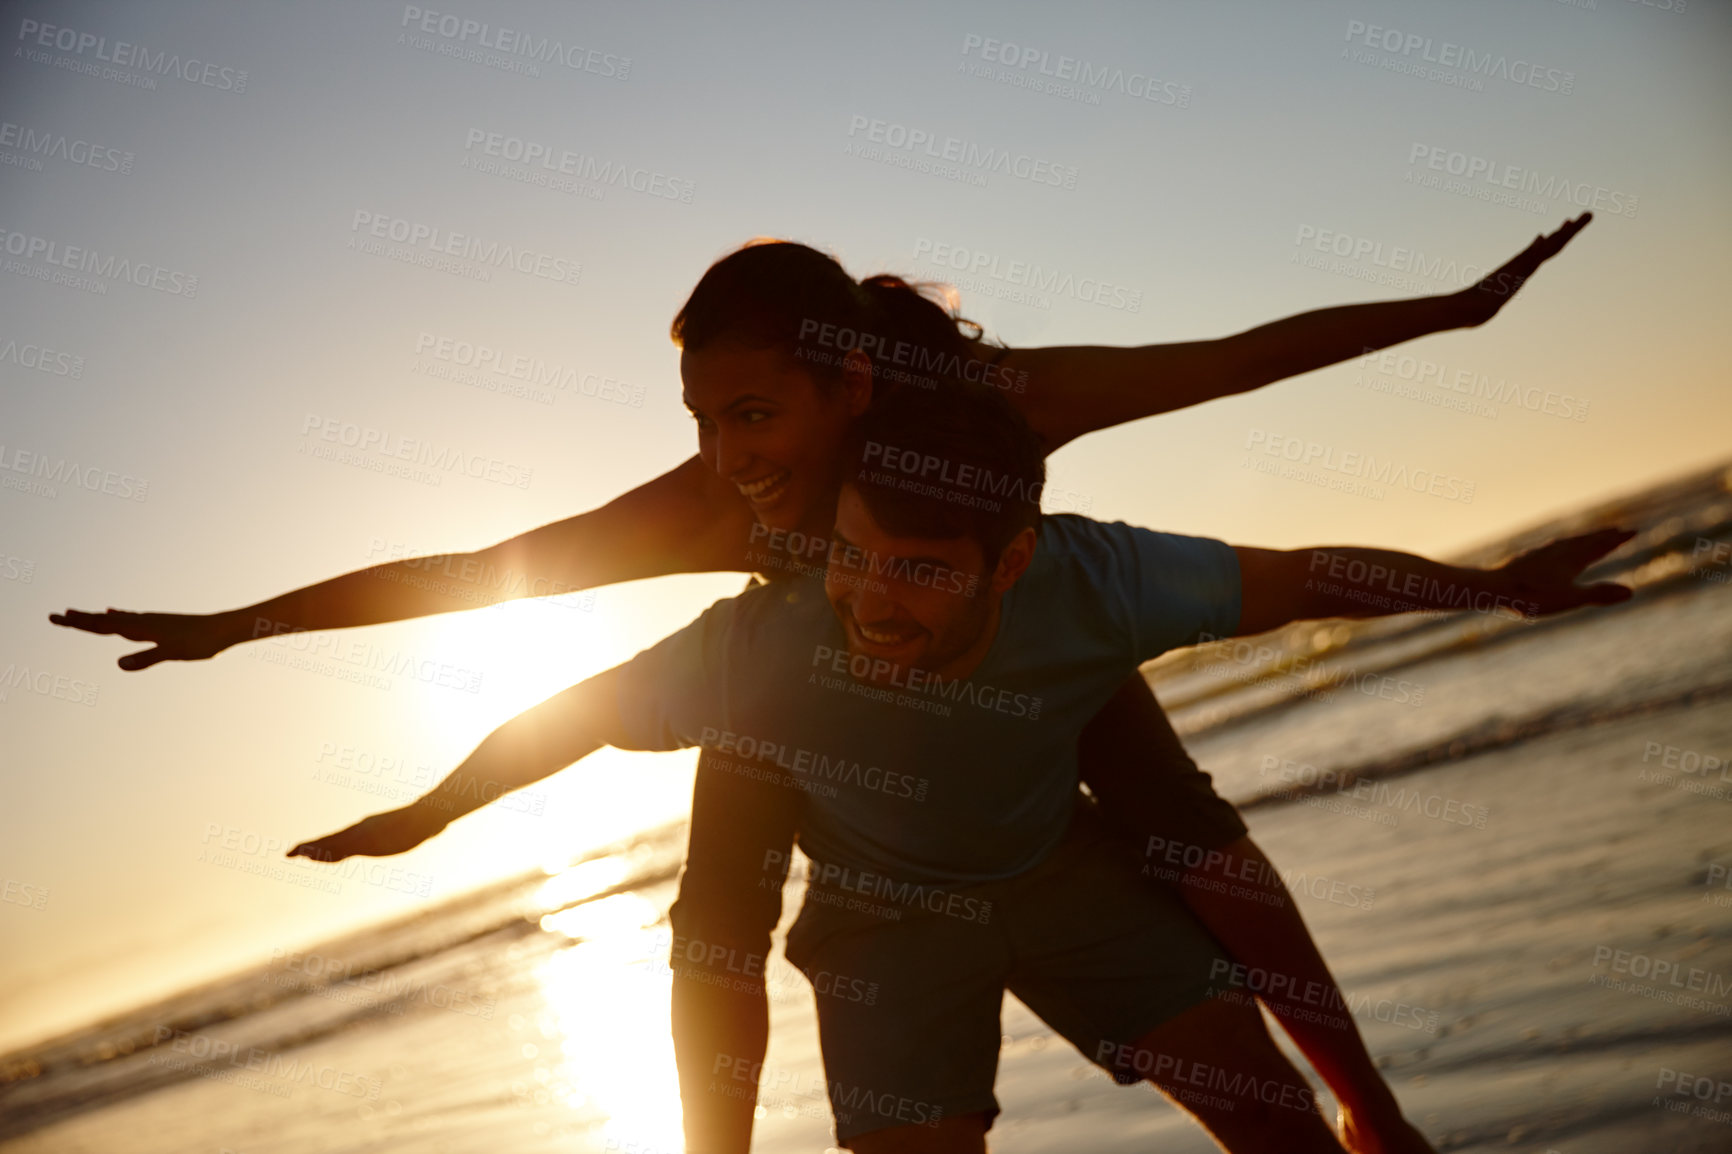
[1230,527,1633,637]
[288,666,628,861]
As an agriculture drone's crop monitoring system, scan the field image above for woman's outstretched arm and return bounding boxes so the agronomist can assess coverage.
[51,454,757,670]
[1012,214,1591,451]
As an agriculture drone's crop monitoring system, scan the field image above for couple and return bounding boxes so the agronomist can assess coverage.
[55,219,1614,1151]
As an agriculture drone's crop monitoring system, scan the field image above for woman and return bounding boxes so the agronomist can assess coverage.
[53,216,1592,1153]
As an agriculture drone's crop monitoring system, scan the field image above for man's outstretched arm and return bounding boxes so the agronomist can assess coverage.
[288,666,626,861]
[1231,527,1633,637]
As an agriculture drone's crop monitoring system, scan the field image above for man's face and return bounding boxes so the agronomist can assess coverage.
[824,485,1008,682]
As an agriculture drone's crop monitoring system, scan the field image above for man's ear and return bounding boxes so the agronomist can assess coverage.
[841,349,874,416]
[989,527,1038,594]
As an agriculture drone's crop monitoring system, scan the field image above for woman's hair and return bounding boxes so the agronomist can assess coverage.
[669,238,996,399]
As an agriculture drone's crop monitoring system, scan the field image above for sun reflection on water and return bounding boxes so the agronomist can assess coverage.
[533,874,683,1153]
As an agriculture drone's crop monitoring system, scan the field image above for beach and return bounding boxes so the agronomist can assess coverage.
[3,462,1730,1153]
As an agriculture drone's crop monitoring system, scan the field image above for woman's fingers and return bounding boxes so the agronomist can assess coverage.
[50,608,126,634]
[118,647,169,672]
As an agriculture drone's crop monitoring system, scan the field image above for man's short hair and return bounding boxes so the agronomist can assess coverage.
[842,379,1045,563]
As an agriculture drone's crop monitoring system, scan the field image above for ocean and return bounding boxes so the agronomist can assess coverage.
[4,461,1731,1154]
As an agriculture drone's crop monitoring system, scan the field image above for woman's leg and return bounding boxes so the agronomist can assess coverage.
[1076,676,1432,1153]
[668,748,804,1154]
[1129,994,1345,1153]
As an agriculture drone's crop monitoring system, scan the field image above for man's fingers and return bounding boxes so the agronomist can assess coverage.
[289,839,345,862]
[1570,526,1638,565]
[1586,582,1633,606]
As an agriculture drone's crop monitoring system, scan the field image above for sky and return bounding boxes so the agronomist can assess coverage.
[1,0,1728,1054]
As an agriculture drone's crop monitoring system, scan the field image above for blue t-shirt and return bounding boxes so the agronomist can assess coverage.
[609,515,1240,888]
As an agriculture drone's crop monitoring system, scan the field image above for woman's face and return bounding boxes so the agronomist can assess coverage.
[681,341,871,534]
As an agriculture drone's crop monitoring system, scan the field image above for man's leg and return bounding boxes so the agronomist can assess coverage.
[669,749,804,1154]
[1077,676,1432,1152]
[781,874,1007,1152]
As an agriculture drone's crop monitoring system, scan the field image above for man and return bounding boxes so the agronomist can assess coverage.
[292,380,1628,1151]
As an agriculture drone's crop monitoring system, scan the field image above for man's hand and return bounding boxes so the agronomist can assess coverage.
[49,608,239,671]
[1453,213,1592,327]
[289,805,448,862]
[1496,527,1635,618]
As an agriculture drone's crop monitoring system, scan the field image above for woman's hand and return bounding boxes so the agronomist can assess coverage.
[288,805,449,862]
[1453,213,1593,327]
[48,608,242,671]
